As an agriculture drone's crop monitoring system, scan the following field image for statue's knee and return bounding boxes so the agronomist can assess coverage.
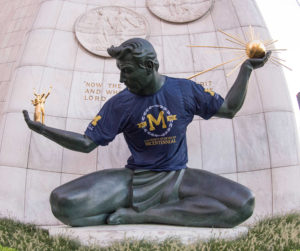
[239,192,255,221]
[49,188,72,218]
[50,189,61,216]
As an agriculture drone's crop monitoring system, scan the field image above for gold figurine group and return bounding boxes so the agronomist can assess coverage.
[31,86,52,124]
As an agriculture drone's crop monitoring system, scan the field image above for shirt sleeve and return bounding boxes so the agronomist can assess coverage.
[84,97,129,146]
[182,79,224,120]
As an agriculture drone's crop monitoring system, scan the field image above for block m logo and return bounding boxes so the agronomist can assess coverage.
[147,111,167,131]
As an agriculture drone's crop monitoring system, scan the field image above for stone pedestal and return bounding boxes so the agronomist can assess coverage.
[45,225,248,247]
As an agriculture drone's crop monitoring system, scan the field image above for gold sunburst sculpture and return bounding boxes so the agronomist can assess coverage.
[187,26,291,80]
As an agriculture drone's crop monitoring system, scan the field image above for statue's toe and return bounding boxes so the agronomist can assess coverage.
[107,213,121,225]
[107,208,137,225]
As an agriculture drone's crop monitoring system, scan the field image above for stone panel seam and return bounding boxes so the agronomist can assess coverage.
[3,110,296,123]
[13,3,40,15]
[251,0,267,28]
[26,24,267,38]
[186,17,203,161]
[95,56,107,171]
[291,113,300,165]
[43,0,64,69]
[266,112,300,168]
[220,164,300,175]
[230,118,238,174]
[87,1,136,8]
[160,18,166,91]
[210,7,239,175]
[230,0,246,28]
[0,60,20,66]
[0,1,43,161]
[187,18,196,78]
[25,1,46,178]
[237,110,294,117]
[231,0,266,28]
[27,0,60,195]
[40,0,79,6]
[134,0,139,8]
[271,164,275,215]
[61,3,87,184]
[23,167,29,221]
[1,164,298,176]
[253,73,273,215]
[7,6,36,23]
[15,63,113,74]
[197,119,203,170]
[99,59,106,107]
[95,52,106,171]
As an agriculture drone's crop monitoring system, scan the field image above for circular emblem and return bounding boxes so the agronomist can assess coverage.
[75,6,150,57]
[141,105,174,137]
[147,0,214,23]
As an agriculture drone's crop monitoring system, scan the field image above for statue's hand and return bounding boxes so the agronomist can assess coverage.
[246,51,272,70]
[23,110,44,134]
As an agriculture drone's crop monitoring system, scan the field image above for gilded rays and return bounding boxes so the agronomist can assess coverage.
[187,26,291,79]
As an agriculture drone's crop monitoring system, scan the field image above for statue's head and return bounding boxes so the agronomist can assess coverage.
[107,38,159,70]
[107,38,160,95]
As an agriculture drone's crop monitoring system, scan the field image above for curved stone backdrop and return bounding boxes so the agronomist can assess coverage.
[0,0,299,225]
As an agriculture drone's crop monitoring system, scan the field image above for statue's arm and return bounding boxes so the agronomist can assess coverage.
[23,110,97,153]
[45,86,53,99]
[215,51,271,119]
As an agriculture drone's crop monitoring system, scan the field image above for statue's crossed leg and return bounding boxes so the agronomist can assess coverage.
[50,168,254,227]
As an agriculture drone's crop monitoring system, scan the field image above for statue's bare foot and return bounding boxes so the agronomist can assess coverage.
[107,208,142,225]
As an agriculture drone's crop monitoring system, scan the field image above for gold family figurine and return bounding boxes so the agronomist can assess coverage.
[31,86,52,124]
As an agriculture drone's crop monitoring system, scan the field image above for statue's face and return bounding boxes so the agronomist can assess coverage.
[117,54,154,95]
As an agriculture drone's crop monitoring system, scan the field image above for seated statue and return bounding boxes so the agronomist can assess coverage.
[23,38,270,228]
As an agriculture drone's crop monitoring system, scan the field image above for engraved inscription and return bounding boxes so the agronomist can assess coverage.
[84,81,105,102]
[83,81,124,102]
[75,6,150,57]
[198,80,213,91]
[147,0,213,23]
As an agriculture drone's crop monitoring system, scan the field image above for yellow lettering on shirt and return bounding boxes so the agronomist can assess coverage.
[144,136,177,146]
[91,115,102,126]
[147,111,167,131]
[167,115,177,121]
[204,88,215,96]
[137,121,147,128]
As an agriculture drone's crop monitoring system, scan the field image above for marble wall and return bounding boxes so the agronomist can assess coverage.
[0,0,299,225]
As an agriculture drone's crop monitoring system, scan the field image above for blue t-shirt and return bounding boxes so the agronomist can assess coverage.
[85,76,224,171]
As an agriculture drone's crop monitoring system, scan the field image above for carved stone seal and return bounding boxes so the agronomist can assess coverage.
[75,6,150,57]
[147,0,213,23]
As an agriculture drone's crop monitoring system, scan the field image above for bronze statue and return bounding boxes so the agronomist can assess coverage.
[31,86,52,124]
[23,38,270,227]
